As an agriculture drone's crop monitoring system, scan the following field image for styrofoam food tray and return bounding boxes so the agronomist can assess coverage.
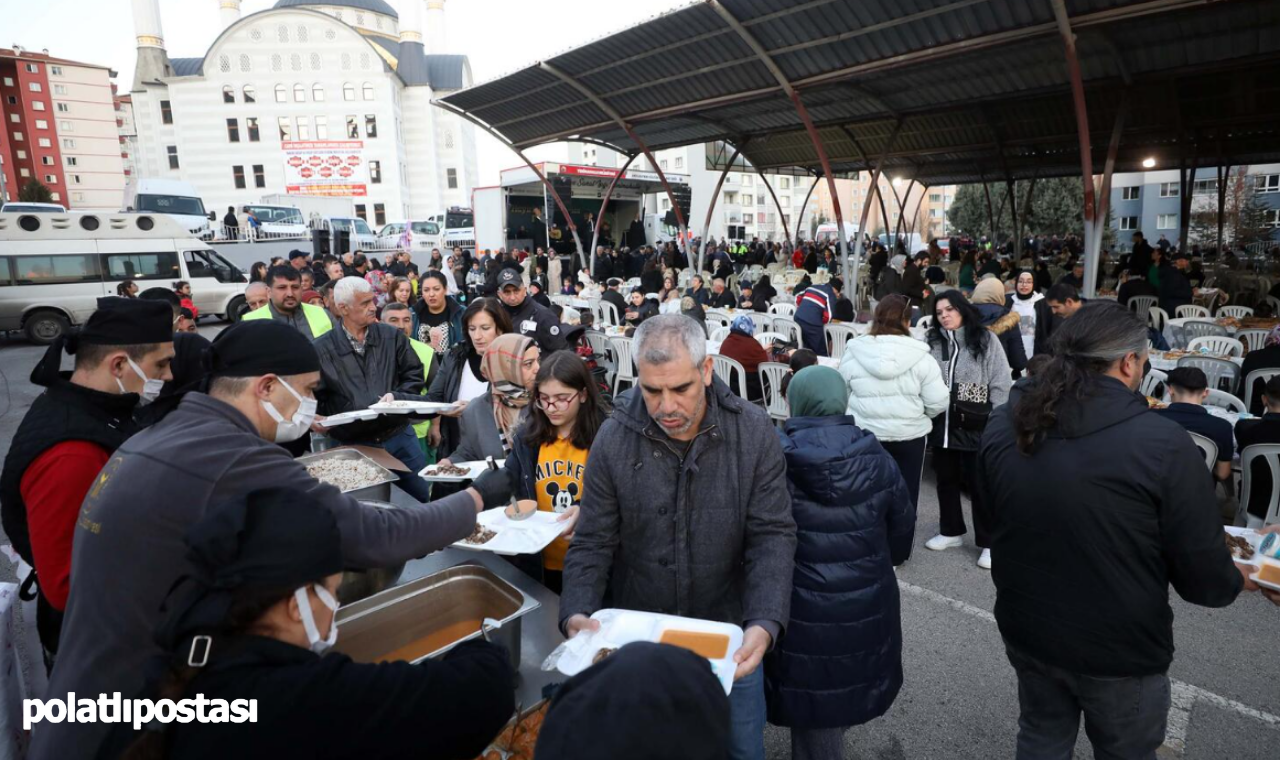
[419,459,506,482]
[550,609,743,695]
[451,508,569,556]
[368,400,462,414]
[316,410,379,428]
[1226,526,1266,568]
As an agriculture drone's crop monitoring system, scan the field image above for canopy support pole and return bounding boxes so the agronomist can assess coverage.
[698,142,744,274]
[852,122,903,308]
[982,178,997,244]
[910,183,929,244]
[1087,93,1129,282]
[793,172,820,251]
[756,168,793,254]
[1052,0,1102,298]
[589,151,640,275]
[538,62,689,263]
[1215,140,1230,256]
[433,100,585,273]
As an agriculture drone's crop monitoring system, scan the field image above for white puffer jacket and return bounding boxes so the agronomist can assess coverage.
[838,334,950,442]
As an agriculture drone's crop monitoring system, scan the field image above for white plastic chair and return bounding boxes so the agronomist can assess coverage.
[824,323,859,361]
[1187,336,1244,358]
[1236,328,1268,354]
[1148,306,1170,332]
[1267,295,1280,315]
[916,315,934,330]
[771,316,802,345]
[1218,305,1254,319]
[754,331,788,349]
[709,325,731,343]
[768,302,796,317]
[598,300,620,327]
[1176,355,1241,395]
[1176,304,1211,319]
[1139,368,1168,400]
[1127,295,1157,317]
[1181,320,1229,341]
[1204,388,1246,414]
[704,309,733,329]
[1240,444,1280,526]
[1243,368,1280,411]
[1187,431,1218,470]
[710,354,749,398]
[609,336,637,395]
[584,332,615,384]
[759,361,790,423]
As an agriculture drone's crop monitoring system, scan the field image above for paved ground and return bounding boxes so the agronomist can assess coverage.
[0,327,1276,758]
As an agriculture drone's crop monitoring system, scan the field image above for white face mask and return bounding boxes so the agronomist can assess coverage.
[294,584,339,655]
[261,376,317,443]
[115,357,164,406]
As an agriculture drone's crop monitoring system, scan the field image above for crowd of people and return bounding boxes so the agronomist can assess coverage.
[2,226,1278,760]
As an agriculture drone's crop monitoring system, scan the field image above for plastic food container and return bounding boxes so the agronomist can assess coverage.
[542,609,744,695]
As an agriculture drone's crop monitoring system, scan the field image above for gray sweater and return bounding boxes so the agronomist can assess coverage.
[928,327,1011,450]
[34,393,478,760]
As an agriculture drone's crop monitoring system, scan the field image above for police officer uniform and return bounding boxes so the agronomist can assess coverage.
[496,268,568,352]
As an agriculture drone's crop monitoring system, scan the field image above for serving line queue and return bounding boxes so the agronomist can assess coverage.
[2,228,1279,760]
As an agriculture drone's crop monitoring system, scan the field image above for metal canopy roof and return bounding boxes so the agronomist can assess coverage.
[437,0,1280,185]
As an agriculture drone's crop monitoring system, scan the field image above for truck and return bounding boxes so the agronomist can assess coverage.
[257,193,353,228]
[125,178,213,240]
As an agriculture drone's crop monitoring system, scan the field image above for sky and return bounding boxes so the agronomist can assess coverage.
[2,0,685,183]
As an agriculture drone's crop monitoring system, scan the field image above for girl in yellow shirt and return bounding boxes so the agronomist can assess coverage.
[506,349,609,593]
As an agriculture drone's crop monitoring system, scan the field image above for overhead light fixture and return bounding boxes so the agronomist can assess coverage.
[1142,157,1157,169]
[892,176,904,185]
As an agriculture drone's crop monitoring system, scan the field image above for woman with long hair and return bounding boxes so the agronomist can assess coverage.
[248,261,268,283]
[766,366,914,760]
[441,333,540,465]
[424,297,513,461]
[172,280,198,320]
[111,488,513,760]
[506,351,608,592]
[839,296,948,507]
[925,291,1010,569]
[958,251,978,293]
[413,270,465,354]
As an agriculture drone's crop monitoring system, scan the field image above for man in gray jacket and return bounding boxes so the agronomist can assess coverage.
[561,314,796,760]
[32,320,513,760]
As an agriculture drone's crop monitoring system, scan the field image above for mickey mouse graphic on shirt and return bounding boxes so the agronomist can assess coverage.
[544,480,580,513]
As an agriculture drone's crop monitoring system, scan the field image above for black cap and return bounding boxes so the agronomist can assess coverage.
[289,249,309,261]
[81,297,174,346]
[607,278,622,288]
[153,487,344,654]
[496,268,523,289]
[1166,366,1208,392]
[534,642,729,760]
[206,320,320,378]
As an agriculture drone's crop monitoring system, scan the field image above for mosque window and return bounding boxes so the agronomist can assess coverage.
[444,131,453,149]
[272,54,283,72]
[275,84,287,103]
[356,12,366,25]
[310,53,321,70]
[312,83,324,101]
[222,85,235,104]
[362,82,374,101]
[239,54,251,72]
[343,82,356,101]
[243,84,256,103]
[290,54,302,72]
[249,27,263,42]
[218,55,231,73]
[360,52,371,70]
[341,53,352,71]
[325,29,337,40]
[297,26,309,43]
[278,25,289,43]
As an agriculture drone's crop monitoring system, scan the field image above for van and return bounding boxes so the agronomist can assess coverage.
[241,204,308,240]
[0,211,248,343]
[321,216,378,251]
[127,178,214,240]
[377,220,441,252]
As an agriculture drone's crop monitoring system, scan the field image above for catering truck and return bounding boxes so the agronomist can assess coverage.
[125,178,214,241]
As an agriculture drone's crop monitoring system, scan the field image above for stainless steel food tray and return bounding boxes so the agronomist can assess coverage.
[298,448,398,502]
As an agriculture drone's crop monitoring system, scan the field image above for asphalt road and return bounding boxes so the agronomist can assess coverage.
[0,327,1275,759]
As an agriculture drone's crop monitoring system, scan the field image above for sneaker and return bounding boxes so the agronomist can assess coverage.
[925,534,964,551]
[977,548,992,570]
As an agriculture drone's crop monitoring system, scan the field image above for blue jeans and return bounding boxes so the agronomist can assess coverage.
[355,427,433,502]
[729,666,766,760]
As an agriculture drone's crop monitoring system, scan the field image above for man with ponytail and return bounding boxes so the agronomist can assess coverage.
[978,300,1248,759]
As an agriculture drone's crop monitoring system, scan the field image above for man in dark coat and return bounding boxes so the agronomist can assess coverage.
[765,367,914,755]
[561,315,796,760]
[979,302,1245,760]
[1158,254,1195,316]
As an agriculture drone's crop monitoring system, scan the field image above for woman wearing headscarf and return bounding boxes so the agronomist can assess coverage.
[1240,324,1280,414]
[754,274,778,306]
[925,292,1010,570]
[106,488,513,760]
[680,295,708,338]
[441,333,541,464]
[1006,270,1048,360]
[970,277,1027,378]
[873,255,905,302]
[717,315,769,402]
[765,367,915,760]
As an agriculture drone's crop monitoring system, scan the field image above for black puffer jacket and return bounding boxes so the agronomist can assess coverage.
[765,415,914,730]
[424,344,478,458]
[313,322,424,444]
[973,303,1028,376]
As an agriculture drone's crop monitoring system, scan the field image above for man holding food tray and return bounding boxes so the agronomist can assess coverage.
[560,314,797,760]
[33,320,515,760]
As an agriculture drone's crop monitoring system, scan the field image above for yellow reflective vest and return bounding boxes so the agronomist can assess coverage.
[241,302,334,339]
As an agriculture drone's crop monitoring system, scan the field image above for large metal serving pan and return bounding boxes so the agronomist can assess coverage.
[334,563,540,672]
[298,447,397,502]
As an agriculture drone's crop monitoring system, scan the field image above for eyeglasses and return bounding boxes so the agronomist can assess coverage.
[536,392,580,411]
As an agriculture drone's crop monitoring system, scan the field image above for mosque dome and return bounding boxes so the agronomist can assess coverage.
[272,0,398,19]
